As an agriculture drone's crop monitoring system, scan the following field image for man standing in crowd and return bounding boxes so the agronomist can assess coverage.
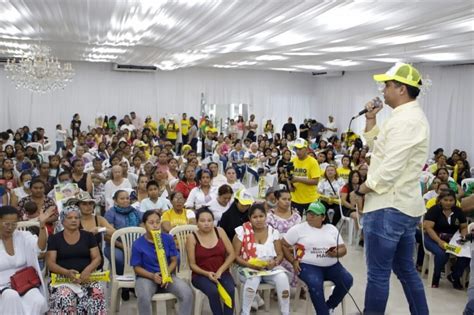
[246,114,258,142]
[289,138,321,216]
[282,117,297,140]
[299,119,310,140]
[130,112,143,130]
[322,115,338,141]
[462,195,474,314]
[166,117,179,146]
[309,119,325,143]
[351,63,429,315]
[180,113,190,149]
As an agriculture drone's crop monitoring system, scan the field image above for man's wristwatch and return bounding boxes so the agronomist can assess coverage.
[355,187,365,197]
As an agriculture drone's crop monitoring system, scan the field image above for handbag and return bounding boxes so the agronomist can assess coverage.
[10,266,41,296]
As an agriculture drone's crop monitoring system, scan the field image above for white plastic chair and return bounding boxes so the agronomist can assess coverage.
[294,278,346,314]
[169,224,198,279]
[40,150,55,162]
[336,197,356,246]
[110,227,145,313]
[420,221,435,285]
[27,142,43,152]
[16,220,40,231]
[471,167,474,177]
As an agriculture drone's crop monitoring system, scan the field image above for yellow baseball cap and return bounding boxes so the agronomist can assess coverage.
[235,189,254,206]
[294,138,308,149]
[373,62,422,88]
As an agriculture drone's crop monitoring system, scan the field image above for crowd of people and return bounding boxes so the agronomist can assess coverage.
[0,107,472,315]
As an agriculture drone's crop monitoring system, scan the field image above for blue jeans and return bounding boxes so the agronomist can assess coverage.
[192,272,235,315]
[465,243,474,315]
[424,233,470,285]
[55,141,64,154]
[232,164,246,181]
[363,208,428,315]
[299,262,353,315]
[104,245,124,275]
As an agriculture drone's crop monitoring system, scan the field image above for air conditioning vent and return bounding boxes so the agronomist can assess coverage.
[112,63,157,72]
[312,71,345,77]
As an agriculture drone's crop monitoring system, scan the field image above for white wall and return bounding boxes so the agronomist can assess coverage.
[1,61,473,159]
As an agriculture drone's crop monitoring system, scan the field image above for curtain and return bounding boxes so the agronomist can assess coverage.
[0,62,472,159]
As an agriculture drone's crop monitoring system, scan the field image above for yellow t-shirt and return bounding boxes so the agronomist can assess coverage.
[426,197,461,209]
[166,123,178,140]
[337,167,351,182]
[145,121,158,134]
[290,156,321,204]
[181,119,190,136]
[161,209,195,229]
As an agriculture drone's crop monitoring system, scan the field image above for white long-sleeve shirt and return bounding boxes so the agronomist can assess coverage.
[363,100,429,217]
[184,186,217,209]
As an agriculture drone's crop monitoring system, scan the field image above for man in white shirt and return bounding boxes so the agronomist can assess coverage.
[130,111,144,130]
[351,63,429,315]
[322,116,337,140]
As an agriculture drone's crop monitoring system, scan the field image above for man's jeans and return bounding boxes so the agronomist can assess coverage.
[363,208,429,315]
[464,241,474,315]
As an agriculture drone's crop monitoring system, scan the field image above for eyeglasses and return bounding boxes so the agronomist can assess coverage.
[1,222,18,229]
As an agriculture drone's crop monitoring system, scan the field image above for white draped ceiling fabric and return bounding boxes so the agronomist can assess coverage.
[0,0,473,157]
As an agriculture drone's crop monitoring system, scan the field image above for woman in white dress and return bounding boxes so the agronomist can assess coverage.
[0,205,55,315]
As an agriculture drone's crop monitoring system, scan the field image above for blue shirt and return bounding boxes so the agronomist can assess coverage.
[130,233,177,274]
[104,208,143,230]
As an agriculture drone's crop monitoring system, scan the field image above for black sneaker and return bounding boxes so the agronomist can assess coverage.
[448,274,463,290]
[358,239,364,247]
[121,288,130,301]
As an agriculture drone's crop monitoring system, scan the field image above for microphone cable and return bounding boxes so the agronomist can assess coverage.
[333,191,363,314]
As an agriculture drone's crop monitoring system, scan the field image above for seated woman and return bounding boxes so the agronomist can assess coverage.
[423,190,470,289]
[435,167,463,199]
[208,162,227,189]
[207,184,233,225]
[266,189,301,289]
[317,165,346,222]
[282,201,353,315]
[224,167,245,194]
[161,192,196,233]
[131,210,193,315]
[0,206,53,315]
[336,155,352,183]
[76,192,115,270]
[337,170,363,228]
[104,165,132,210]
[175,165,197,199]
[186,207,236,315]
[104,190,143,300]
[232,203,290,315]
[17,178,58,235]
[185,169,216,210]
[46,205,106,314]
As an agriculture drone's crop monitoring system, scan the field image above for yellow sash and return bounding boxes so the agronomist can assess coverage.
[151,230,173,284]
[51,270,110,285]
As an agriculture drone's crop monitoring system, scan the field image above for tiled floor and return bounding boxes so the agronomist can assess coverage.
[117,244,468,315]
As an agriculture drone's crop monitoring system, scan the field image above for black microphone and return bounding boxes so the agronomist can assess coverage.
[352,97,383,119]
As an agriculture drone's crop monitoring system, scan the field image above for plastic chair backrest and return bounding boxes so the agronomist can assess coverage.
[170,224,198,275]
[16,221,40,231]
[110,227,146,276]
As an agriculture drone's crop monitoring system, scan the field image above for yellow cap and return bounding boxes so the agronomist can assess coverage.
[235,189,254,206]
[294,138,308,149]
[373,62,422,88]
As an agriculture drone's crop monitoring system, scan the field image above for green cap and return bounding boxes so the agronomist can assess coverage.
[373,62,422,88]
[306,201,326,215]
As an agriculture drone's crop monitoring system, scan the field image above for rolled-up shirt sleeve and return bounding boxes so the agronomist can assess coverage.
[365,120,427,194]
[363,125,380,151]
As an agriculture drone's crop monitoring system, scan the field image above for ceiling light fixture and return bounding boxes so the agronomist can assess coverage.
[255,55,288,61]
[294,65,326,71]
[5,45,75,93]
[416,53,461,61]
[321,46,367,52]
[325,59,359,66]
